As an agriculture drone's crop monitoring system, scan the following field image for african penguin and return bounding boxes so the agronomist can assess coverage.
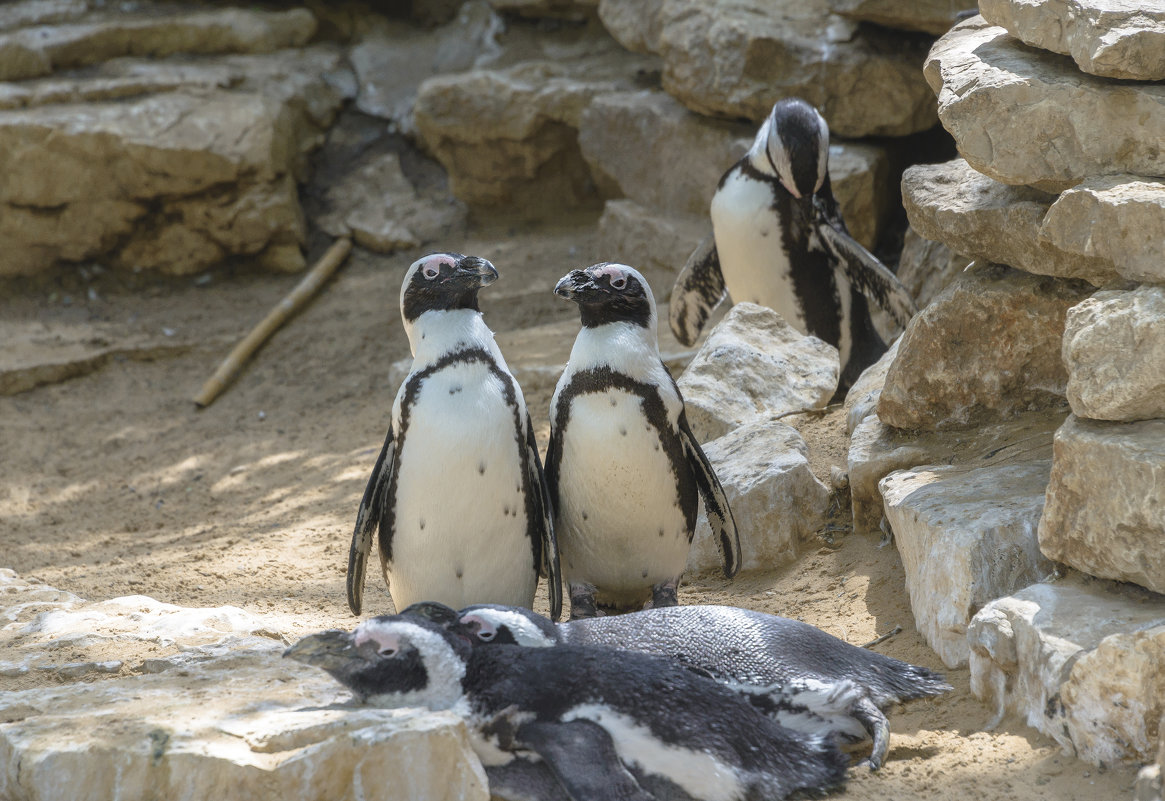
[285,613,849,801]
[668,97,918,392]
[453,602,951,771]
[346,252,562,620]
[547,263,740,618]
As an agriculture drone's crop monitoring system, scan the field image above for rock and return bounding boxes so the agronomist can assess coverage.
[596,201,706,293]
[598,0,938,137]
[826,0,965,35]
[895,226,972,311]
[924,18,1165,192]
[826,141,892,252]
[1136,728,1164,801]
[1038,415,1165,595]
[0,1,95,32]
[879,460,1055,668]
[688,419,831,574]
[901,159,1122,286]
[489,0,598,19]
[979,0,1165,81]
[1063,286,1165,422]
[877,262,1092,431]
[968,574,1165,765]
[843,338,898,437]
[677,303,839,442]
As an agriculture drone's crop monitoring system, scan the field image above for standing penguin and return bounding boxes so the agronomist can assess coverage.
[669,97,918,392]
[548,263,740,619]
[346,252,561,621]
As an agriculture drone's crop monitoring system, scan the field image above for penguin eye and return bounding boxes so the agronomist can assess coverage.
[477,629,495,642]
[378,645,397,657]
[422,265,440,280]
[610,276,627,290]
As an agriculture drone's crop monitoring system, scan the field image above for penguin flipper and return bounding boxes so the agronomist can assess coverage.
[677,410,741,578]
[813,211,918,329]
[526,412,563,622]
[516,720,655,801]
[347,423,395,616]
[668,233,726,347]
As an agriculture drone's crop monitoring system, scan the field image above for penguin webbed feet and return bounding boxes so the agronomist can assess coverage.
[850,697,892,771]
[645,578,679,610]
[568,582,600,620]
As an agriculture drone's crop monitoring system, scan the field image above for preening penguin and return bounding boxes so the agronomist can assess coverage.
[669,97,918,391]
[346,252,561,620]
[547,263,740,618]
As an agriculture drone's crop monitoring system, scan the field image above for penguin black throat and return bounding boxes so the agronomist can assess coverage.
[577,298,651,329]
[401,285,481,323]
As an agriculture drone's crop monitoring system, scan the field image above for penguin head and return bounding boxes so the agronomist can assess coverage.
[755,97,830,200]
[458,604,560,648]
[284,614,471,709]
[554,262,656,330]
[400,252,499,324]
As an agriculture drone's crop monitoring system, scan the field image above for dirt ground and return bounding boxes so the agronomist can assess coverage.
[0,216,1142,800]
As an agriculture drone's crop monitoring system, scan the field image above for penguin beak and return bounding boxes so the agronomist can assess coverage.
[450,256,498,289]
[554,269,599,303]
[283,629,363,672]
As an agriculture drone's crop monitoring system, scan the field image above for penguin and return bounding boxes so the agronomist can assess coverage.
[668,97,918,392]
[284,612,849,801]
[451,602,951,771]
[346,252,562,621]
[547,263,740,618]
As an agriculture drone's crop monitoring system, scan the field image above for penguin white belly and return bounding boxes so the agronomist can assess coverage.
[711,172,806,332]
[557,389,689,607]
[389,362,536,611]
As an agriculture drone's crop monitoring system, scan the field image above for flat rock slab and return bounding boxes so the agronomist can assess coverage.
[826,0,966,35]
[925,17,1165,192]
[880,460,1055,668]
[1038,415,1165,595]
[980,0,1165,81]
[969,574,1165,765]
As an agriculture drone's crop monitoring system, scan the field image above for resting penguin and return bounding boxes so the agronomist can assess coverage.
[285,613,849,801]
[346,252,562,621]
[668,97,918,392]
[548,263,740,618]
[451,602,951,771]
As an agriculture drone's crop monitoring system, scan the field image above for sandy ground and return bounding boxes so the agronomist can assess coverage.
[0,216,1141,800]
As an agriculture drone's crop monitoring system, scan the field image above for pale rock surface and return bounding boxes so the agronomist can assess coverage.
[843,337,899,437]
[677,303,839,442]
[1038,415,1165,595]
[878,262,1091,431]
[895,226,972,312]
[879,460,1055,668]
[826,0,965,35]
[924,18,1165,192]
[596,200,706,293]
[688,420,831,574]
[1135,724,1165,801]
[597,0,938,137]
[0,0,95,31]
[979,0,1165,81]
[968,574,1165,765]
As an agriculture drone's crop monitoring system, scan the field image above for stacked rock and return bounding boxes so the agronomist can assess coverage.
[854,6,1164,778]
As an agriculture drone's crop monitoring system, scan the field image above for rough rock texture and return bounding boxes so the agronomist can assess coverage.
[490,0,598,19]
[843,337,899,437]
[902,159,1121,286]
[597,0,938,137]
[1063,287,1165,422]
[879,461,1055,668]
[677,303,839,442]
[688,419,831,574]
[969,575,1165,765]
[895,226,972,312]
[1038,415,1165,595]
[596,200,706,292]
[826,0,965,35]
[1136,728,1165,801]
[877,262,1092,431]
[925,18,1165,192]
[979,0,1165,81]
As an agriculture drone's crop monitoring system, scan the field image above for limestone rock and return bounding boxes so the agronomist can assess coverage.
[826,0,965,35]
[979,0,1165,81]
[1038,415,1165,595]
[596,201,706,293]
[877,262,1091,431]
[895,226,972,312]
[0,1,95,32]
[924,18,1165,192]
[677,303,839,442]
[1136,728,1165,801]
[688,419,831,574]
[969,575,1165,765]
[489,0,598,19]
[1063,287,1165,422]
[880,460,1055,668]
[843,337,899,437]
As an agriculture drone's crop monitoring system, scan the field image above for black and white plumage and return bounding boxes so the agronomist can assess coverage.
[669,97,918,392]
[346,252,561,620]
[454,602,951,771]
[284,613,849,801]
[547,263,740,618]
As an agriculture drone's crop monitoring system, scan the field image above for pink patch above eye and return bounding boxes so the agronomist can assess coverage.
[355,626,399,652]
[592,264,628,282]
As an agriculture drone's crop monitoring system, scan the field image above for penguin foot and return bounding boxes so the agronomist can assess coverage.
[649,578,679,609]
[569,582,599,620]
[851,697,891,771]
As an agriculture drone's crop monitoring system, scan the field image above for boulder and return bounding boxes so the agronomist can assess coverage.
[596,200,706,293]
[677,303,839,442]
[1038,415,1165,595]
[0,1,96,31]
[894,226,972,312]
[969,574,1165,765]
[489,0,598,19]
[688,419,831,574]
[826,0,965,35]
[879,460,1055,668]
[1135,727,1164,801]
[843,337,899,437]
[877,262,1092,431]
[924,17,1165,192]
[979,0,1165,81]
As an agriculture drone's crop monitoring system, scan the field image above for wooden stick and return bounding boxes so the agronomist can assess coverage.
[861,625,902,649]
[193,237,353,408]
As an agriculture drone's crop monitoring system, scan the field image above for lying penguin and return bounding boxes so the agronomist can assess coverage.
[433,601,951,771]
[668,97,918,392]
[346,252,561,620]
[548,263,740,618]
[285,612,849,801]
